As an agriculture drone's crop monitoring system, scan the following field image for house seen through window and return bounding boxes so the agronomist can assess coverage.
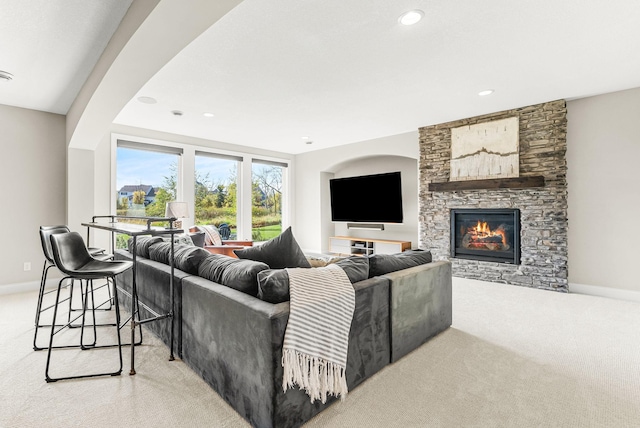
[115,143,181,248]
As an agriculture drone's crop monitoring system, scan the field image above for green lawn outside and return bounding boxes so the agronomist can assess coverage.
[252,224,282,241]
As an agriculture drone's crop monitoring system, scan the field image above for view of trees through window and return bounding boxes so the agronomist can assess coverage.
[252,162,284,241]
[194,155,238,236]
[194,158,285,241]
[115,145,286,245]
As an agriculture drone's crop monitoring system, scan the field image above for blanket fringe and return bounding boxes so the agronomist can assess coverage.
[282,348,348,404]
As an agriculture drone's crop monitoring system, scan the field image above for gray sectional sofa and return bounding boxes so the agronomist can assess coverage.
[114,241,451,428]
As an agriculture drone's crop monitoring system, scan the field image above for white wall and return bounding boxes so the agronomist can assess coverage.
[332,156,418,246]
[294,131,419,253]
[0,104,66,290]
[567,86,640,293]
[67,148,97,238]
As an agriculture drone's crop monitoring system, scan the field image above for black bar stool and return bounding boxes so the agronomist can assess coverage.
[45,231,133,382]
[34,226,110,351]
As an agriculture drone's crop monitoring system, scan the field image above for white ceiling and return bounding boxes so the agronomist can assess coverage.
[3,0,640,154]
[0,0,132,114]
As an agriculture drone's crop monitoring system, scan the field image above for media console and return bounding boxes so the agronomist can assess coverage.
[329,236,411,256]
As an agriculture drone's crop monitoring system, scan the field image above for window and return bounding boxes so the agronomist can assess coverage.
[115,141,182,247]
[113,138,291,246]
[194,152,240,237]
[252,160,287,241]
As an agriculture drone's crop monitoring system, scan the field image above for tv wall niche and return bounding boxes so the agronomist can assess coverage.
[418,99,568,292]
[329,155,418,247]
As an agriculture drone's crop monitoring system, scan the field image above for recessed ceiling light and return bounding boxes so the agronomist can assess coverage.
[399,10,424,26]
[0,70,14,82]
[171,110,183,116]
[137,96,157,104]
[203,112,215,118]
[478,89,495,96]
[301,136,310,140]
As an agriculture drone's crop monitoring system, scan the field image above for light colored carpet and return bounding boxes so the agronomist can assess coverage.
[1,278,640,427]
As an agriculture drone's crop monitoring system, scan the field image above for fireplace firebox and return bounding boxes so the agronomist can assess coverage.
[450,208,521,264]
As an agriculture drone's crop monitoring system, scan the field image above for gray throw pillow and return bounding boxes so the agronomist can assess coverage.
[257,256,369,303]
[233,227,311,269]
[127,236,164,258]
[173,246,210,274]
[198,254,269,296]
[368,249,432,278]
[188,231,206,248]
[163,233,195,246]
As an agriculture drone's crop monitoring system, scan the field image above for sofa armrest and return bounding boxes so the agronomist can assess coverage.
[383,260,452,363]
[181,276,289,427]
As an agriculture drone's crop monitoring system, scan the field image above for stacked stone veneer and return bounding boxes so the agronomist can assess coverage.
[418,100,568,291]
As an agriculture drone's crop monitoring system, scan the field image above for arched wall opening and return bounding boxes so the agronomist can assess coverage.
[318,154,419,253]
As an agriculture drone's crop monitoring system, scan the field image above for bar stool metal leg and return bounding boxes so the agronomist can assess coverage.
[34,277,78,350]
[45,277,124,383]
[44,231,131,383]
[35,225,110,349]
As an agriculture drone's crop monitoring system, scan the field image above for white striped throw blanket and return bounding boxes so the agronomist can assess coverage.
[282,264,356,403]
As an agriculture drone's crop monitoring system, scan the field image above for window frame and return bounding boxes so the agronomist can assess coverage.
[113,140,184,218]
[193,151,242,232]
[250,159,289,241]
[110,133,292,241]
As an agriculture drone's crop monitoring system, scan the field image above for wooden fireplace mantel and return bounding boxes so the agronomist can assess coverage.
[428,175,545,192]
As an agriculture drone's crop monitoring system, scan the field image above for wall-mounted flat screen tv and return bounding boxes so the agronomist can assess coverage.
[330,171,403,223]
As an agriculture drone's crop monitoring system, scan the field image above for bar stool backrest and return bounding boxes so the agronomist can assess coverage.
[39,225,71,264]
[49,232,94,274]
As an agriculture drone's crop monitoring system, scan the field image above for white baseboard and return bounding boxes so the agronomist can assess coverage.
[0,279,58,296]
[570,282,640,303]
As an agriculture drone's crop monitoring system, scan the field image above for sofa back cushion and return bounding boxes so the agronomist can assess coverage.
[173,246,211,274]
[198,254,269,296]
[368,249,432,278]
[148,242,187,265]
[234,226,310,269]
[257,256,369,303]
[128,236,164,258]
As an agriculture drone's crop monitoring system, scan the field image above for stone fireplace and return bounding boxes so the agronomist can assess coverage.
[451,208,520,265]
[418,100,568,291]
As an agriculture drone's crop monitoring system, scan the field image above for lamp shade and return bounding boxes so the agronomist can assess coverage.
[165,201,189,219]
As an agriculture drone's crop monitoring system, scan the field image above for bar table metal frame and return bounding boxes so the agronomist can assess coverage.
[82,215,182,375]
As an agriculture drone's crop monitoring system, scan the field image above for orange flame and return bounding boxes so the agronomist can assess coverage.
[473,221,506,245]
